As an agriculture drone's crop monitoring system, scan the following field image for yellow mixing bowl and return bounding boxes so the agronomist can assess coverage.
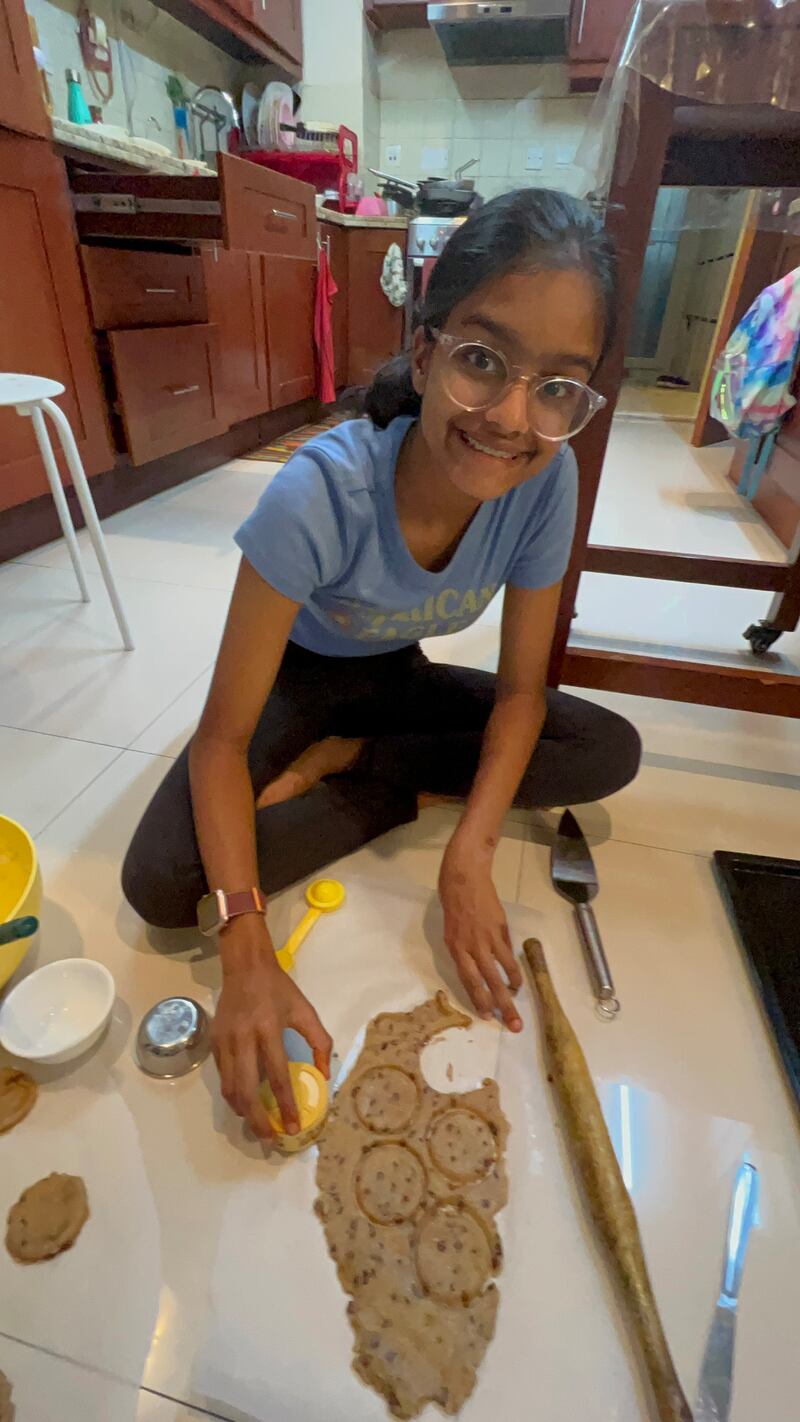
[0,816,41,992]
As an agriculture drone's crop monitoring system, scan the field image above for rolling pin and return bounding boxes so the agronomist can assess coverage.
[523,939,692,1422]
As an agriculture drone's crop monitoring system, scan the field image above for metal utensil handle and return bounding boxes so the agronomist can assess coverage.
[575,902,616,1003]
[721,1162,759,1301]
[271,207,297,221]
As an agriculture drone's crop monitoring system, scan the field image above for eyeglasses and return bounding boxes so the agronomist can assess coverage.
[430,329,606,441]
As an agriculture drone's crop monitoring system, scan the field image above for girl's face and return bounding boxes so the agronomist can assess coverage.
[411,265,605,504]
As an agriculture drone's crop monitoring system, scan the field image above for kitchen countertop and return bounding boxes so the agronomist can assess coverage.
[51,116,215,176]
[1,818,798,1422]
[317,205,409,230]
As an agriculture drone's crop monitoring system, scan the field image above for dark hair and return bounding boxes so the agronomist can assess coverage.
[363,187,618,429]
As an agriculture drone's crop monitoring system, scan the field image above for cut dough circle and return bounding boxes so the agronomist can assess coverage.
[428,1108,497,1183]
[353,1067,419,1134]
[355,1142,427,1225]
[415,1203,493,1306]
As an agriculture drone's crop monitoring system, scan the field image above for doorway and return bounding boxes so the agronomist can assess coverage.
[620,187,752,423]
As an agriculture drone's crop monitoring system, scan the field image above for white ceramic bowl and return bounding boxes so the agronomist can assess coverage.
[0,958,115,1064]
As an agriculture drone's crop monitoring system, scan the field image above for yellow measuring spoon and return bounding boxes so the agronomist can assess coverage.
[274,877,345,973]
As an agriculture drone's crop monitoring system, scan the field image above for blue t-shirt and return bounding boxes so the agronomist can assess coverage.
[235,415,577,657]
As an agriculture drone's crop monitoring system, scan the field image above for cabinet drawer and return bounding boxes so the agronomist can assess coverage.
[220,156,316,259]
[82,248,207,328]
[109,324,224,465]
[72,156,316,260]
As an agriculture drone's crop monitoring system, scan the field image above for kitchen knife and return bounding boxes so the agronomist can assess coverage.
[695,1161,759,1422]
[551,809,619,1016]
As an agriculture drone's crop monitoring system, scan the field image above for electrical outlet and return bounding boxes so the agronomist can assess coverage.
[525,146,544,172]
[385,144,401,166]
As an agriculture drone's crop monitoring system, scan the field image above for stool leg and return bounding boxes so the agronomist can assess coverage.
[29,404,91,603]
[41,397,134,651]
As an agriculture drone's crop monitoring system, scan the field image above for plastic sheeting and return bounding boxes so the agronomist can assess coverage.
[576,0,800,211]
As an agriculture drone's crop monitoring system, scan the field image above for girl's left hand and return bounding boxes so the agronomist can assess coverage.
[439,835,523,1031]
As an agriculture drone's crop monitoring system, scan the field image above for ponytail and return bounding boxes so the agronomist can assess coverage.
[361,353,421,430]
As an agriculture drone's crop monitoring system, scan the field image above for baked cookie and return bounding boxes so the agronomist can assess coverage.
[0,1069,37,1134]
[5,1173,89,1264]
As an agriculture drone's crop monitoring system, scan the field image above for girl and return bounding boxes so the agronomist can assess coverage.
[123,189,640,1139]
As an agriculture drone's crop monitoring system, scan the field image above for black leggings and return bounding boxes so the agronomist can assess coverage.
[122,641,641,929]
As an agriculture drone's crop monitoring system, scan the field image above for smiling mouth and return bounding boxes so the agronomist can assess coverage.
[457,428,530,462]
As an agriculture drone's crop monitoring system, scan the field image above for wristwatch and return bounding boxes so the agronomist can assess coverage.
[197,886,266,937]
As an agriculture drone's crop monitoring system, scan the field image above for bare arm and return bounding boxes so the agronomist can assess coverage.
[439,581,562,1030]
[189,558,332,1138]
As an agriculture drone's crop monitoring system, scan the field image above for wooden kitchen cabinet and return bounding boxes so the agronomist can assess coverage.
[227,0,302,62]
[262,255,316,409]
[252,0,301,63]
[108,323,224,465]
[0,132,112,513]
[0,0,49,138]
[568,0,634,89]
[82,247,207,329]
[344,227,405,387]
[364,1,429,30]
[203,247,270,424]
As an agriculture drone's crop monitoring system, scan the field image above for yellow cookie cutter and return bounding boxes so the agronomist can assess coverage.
[274,877,345,973]
[259,1061,329,1153]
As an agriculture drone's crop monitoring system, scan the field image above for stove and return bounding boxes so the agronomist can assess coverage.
[404,214,468,346]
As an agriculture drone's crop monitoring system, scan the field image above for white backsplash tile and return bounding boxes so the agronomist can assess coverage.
[377,30,593,198]
[27,0,256,157]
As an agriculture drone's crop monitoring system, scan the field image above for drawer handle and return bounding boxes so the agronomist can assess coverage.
[271,207,297,222]
[169,384,200,397]
[145,287,178,294]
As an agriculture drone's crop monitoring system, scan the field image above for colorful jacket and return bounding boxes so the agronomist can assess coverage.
[712,265,800,438]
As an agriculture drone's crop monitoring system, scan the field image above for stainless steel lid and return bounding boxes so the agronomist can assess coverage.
[135,996,211,1078]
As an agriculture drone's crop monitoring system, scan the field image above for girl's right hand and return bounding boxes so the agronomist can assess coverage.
[211,917,333,1141]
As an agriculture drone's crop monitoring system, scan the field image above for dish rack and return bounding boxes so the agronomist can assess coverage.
[243,126,358,213]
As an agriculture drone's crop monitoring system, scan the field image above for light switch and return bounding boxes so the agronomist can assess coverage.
[385,144,401,166]
[525,146,544,171]
[555,144,576,166]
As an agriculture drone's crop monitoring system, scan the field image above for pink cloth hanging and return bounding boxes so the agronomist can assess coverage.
[314,246,338,404]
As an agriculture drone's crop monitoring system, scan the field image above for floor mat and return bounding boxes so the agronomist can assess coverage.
[241,411,348,463]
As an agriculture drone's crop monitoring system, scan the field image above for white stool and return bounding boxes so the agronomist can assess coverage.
[1,373,133,650]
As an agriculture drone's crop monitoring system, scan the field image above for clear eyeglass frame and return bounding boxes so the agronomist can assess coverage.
[430,328,607,441]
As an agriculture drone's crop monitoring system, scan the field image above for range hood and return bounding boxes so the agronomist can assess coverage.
[427,2,569,67]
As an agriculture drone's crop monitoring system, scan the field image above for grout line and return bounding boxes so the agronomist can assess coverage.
[32,747,128,838]
[138,1384,238,1421]
[641,750,800,792]
[0,1328,137,1393]
[125,662,214,752]
[0,720,128,753]
[8,552,238,595]
[0,1328,234,1420]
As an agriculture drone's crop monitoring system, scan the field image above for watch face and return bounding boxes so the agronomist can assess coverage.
[197,890,223,937]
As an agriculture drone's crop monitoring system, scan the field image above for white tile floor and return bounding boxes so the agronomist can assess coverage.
[580,414,800,674]
[2,415,799,1417]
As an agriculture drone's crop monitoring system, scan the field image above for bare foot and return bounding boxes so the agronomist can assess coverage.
[256,737,365,809]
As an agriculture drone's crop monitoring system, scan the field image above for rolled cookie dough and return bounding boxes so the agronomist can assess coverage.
[315,992,508,1418]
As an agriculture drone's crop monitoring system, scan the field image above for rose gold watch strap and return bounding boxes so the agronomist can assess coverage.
[224,887,266,921]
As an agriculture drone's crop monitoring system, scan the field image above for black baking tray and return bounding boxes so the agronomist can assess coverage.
[713,850,800,1110]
